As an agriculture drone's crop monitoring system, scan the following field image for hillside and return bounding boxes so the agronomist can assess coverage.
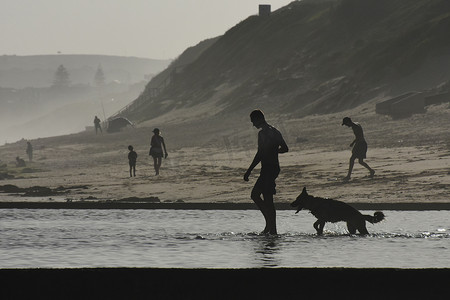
[122,0,450,124]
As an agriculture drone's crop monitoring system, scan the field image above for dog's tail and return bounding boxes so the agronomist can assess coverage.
[364,211,385,224]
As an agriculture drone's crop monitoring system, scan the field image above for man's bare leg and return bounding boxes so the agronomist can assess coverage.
[263,192,277,235]
[358,158,375,177]
[344,156,356,181]
[251,190,270,233]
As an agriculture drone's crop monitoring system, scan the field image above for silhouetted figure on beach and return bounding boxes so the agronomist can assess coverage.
[94,116,102,134]
[128,145,137,177]
[15,156,26,167]
[26,141,33,162]
[244,110,288,235]
[342,117,375,181]
[149,128,168,176]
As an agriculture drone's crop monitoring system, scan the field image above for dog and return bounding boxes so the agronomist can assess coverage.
[291,187,385,235]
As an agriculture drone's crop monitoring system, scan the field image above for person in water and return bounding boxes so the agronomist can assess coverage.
[149,128,168,176]
[244,109,288,235]
[342,117,375,181]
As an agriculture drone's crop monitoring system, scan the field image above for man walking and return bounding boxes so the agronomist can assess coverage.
[244,110,288,235]
[342,117,375,181]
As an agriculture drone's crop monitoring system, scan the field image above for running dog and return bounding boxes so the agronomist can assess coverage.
[291,187,385,235]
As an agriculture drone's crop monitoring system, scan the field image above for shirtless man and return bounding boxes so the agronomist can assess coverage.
[244,110,288,235]
[342,117,375,181]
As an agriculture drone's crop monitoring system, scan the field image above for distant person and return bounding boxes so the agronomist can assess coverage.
[94,116,102,134]
[26,141,33,161]
[342,117,375,181]
[244,109,288,235]
[149,128,168,176]
[15,156,26,167]
[128,145,137,177]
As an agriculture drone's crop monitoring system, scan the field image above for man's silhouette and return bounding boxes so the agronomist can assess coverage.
[94,116,102,134]
[342,117,375,181]
[26,141,33,162]
[244,110,288,235]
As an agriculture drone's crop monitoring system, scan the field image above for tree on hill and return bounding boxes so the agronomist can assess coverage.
[94,64,105,87]
[52,64,71,88]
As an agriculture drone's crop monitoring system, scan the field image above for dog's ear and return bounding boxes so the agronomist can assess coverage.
[302,187,306,193]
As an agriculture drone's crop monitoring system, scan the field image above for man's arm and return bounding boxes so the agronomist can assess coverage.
[244,151,261,181]
[278,134,289,154]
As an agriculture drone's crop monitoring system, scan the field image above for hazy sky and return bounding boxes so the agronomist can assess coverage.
[1,0,293,60]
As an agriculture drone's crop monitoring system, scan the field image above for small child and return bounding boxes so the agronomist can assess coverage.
[15,156,26,167]
[128,145,137,177]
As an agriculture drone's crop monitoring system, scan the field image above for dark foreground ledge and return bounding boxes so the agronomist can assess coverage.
[1,201,450,210]
[0,268,448,299]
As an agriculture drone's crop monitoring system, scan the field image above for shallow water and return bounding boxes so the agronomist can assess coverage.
[0,209,449,268]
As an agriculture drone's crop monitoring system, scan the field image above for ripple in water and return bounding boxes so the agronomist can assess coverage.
[0,209,448,268]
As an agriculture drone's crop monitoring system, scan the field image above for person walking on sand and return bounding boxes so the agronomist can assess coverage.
[94,116,102,134]
[26,141,33,162]
[342,117,375,181]
[244,109,288,235]
[149,128,168,176]
[128,145,137,177]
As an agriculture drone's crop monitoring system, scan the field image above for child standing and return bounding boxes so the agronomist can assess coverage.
[128,145,137,177]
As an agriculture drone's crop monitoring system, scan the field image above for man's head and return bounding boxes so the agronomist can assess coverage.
[342,117,352,127]
[153,128,160,135]
[250,109,266,129]
[128,145,133,151]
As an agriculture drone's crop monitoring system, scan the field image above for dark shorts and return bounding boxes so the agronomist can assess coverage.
[352,141,368,159]
[149,147,163,158]
[253,165,280,195]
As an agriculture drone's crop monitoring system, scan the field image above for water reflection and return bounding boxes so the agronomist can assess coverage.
[253,235,282,267]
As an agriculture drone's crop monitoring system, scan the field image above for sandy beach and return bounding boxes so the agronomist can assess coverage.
[0,100,449,206]
[1,101,449,299]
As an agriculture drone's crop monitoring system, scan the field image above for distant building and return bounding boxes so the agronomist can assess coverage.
[259,4,271,17]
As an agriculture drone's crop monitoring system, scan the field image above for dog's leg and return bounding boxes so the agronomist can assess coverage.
[347,222,356,234]
[313,220,320,233]
[357,221,369,235]
[358,226,369,235]
[318,222,325,235]
[313,220,325,235]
